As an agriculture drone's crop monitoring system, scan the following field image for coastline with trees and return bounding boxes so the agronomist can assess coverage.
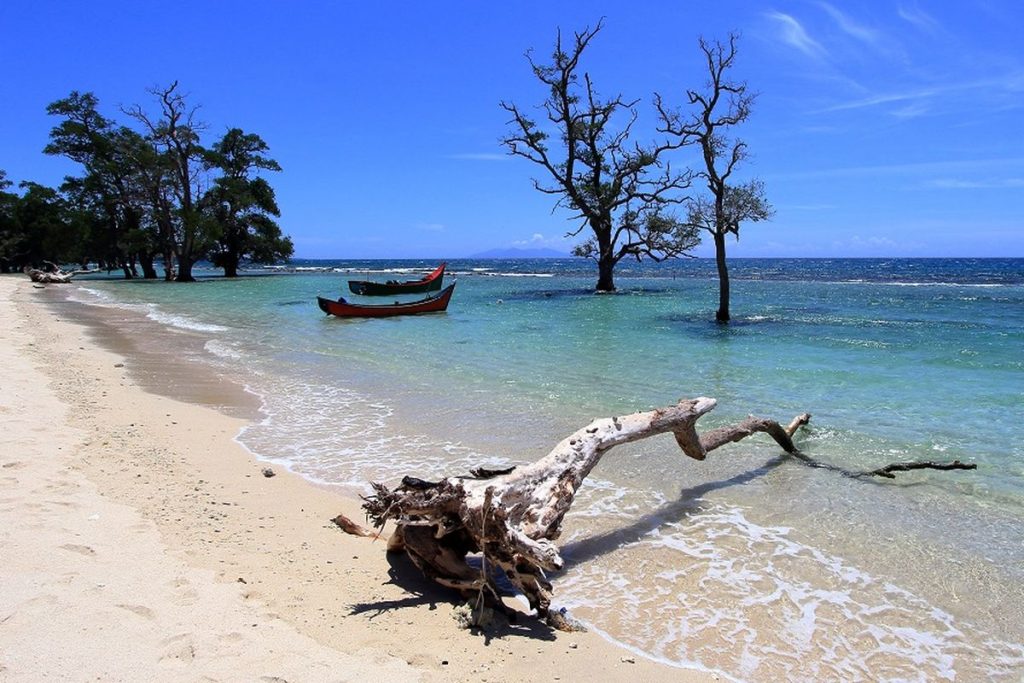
[1,83,292,281]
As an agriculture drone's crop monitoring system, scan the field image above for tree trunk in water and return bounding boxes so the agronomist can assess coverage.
[222,254,239,278]
[596,255,616,292]
[714,231,730,323]
[175,256,196,282]
[163,250,176,281]
[139,252,158,279]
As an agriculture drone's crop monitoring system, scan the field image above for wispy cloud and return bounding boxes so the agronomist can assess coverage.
[783,203,839,210]
[897,3,942,35]
[816,74,1024,114]
[765,11,827,60]
[768,157,1024,180]
[817,2,883,47]
[925,178,1024,189]
[448,153,509,161]
[414,222,445,232]
[888,102,931,119]
[511,233,566,249]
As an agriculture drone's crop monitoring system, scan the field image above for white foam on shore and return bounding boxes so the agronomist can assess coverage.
[204,339,245,360]
[71,286,229,333]
[554,496,1023,681]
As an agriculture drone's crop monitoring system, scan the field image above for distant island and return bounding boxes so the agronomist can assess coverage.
[468,247,573,259]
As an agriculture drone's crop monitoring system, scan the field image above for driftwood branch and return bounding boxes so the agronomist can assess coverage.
[360,398,975,629]
[25,262,96,283]
[858,459,976,479]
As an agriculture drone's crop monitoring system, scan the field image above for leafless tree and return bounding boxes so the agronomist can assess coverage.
[501,20,697,292]
[657,34,773,322]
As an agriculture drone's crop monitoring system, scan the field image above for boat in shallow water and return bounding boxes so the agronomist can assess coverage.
[317,282,456,318]
[347,262,446,295]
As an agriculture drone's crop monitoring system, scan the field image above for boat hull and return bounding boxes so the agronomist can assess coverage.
[347,263,446,296]
[318,283,455,318]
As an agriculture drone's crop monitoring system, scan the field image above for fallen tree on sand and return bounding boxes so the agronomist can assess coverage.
[25,262,97,283]
[360,397,975,630]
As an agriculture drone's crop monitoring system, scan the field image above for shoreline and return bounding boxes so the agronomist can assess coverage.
[0,275,711,682]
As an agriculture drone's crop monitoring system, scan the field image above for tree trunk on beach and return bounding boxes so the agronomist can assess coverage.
[362,397,977,630]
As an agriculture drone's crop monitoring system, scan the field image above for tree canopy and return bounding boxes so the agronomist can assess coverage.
[203,128,291,278]
[9,84,295,280]
[501,20,698,292]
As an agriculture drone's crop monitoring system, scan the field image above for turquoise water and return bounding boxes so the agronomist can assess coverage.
[72,258,1024,681]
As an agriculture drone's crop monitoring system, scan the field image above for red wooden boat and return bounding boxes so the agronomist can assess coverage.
[347,262,446,296]
[318,283,456,318]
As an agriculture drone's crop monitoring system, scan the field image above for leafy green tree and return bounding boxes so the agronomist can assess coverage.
[657,34,773,323]
[45,92,157,278]
[501,21,697,292]
[0,171,25,272]
[203,128,292,277]
[13,181,81,267]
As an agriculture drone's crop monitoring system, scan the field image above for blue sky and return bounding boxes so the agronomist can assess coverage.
[1,1,1021,258]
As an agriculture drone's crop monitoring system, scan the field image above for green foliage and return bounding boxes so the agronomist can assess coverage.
[0,180,84,269]
[203,128,292,277]
[685,180,773,239]
[38,85,293,280]
[0,170,25,272]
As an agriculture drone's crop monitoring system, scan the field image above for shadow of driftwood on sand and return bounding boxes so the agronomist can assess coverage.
[348,549,558,643]
[558,454,789,568]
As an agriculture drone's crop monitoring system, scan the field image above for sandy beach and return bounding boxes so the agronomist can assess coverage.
[0,274,711,682]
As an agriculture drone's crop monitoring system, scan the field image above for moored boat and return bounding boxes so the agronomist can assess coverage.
[318,282,456,318]
[347,262,446,295]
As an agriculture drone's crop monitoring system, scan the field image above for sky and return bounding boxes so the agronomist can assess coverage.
[1,1,1022,258]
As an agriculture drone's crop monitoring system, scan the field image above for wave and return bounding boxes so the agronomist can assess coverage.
[72,286,229,333]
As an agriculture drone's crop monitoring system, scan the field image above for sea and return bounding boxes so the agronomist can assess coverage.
[64,258,1023,681]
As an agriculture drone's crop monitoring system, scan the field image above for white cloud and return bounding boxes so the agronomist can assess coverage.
[817,73,1024,114]
[414,222,445,232]
[897,3,943,35]
[448,153,509,161]
[765,11,827,60]
[888,102,931,119]
[925,178,1024,189]
[511,232,567,249]
[783,203,839,211]
[817,2,882,47]
[767,157,1024,181]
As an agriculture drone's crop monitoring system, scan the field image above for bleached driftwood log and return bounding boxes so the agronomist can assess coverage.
[362,397,974,629]
[25,262,96,283]
[27,267,74,283]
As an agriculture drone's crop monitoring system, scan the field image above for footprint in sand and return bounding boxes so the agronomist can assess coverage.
[159,633,196,663]
[115,603,155,620]
[58,543,96,556]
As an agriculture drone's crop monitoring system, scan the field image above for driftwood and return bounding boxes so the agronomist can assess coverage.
[25,262,97,283]
[362,397,976,629]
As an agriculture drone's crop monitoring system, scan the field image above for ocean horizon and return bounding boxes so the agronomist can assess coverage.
[64,257,1024,681]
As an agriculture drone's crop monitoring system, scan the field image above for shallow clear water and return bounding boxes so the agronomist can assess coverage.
[71,258,1024,681]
